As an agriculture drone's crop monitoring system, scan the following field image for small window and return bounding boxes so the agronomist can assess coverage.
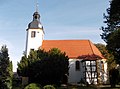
[76,61,80,70]
[31,31,36,38]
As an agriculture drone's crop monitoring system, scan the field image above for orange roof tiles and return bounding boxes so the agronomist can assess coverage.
[41,40,104,59]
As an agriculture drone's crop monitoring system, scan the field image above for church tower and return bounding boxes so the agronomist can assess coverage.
[25,9,44,56]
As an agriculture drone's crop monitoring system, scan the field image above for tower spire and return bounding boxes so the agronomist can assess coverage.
[35,0,39,12]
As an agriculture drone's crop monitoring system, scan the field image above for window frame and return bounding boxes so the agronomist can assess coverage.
[75,60,80,71]
[31,31,36,38]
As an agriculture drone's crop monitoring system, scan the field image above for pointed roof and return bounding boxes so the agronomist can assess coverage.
[41,40,104,59]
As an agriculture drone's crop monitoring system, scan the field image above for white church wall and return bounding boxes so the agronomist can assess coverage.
[26,28,44,56]
[68,59,84,84]
[68,59,108,85]
[102,59,108,84]
[97,59,108,84]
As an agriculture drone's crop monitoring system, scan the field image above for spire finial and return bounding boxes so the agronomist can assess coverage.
[35,0,39,12]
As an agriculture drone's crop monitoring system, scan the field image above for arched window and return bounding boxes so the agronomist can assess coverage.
[76,61,80,70]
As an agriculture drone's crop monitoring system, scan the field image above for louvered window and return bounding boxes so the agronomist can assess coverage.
[31,31,36,38]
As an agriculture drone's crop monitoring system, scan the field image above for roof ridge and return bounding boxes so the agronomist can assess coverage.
[43,39,89,41]
[88,40,95,55]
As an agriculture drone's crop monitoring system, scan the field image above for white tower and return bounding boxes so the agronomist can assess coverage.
[25,10,44,56]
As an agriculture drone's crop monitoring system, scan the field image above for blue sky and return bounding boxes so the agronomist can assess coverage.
[0,0,109,72]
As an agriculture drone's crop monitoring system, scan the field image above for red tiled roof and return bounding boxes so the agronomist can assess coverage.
[41,40,104,59]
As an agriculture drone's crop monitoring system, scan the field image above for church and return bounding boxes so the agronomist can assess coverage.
[25,9,107,84]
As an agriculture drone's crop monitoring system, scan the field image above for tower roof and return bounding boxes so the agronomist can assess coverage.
[28,11,43,29]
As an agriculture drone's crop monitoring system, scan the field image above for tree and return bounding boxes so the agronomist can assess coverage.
[0,45,13,89]
[17,48,69,86]
[101,0,120,63]
[109,68,119,87]
[95,43,116,70]
[95,43,120,85]
[24,83,41,89]
[106,29,120,63]
[17,49,42,77]
[17,55,29,77]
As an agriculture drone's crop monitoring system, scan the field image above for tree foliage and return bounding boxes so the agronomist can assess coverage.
[17,48,69,86]
[101,0,120,63]
[95,43,116,70]
[24,83,41,89]
[0,45,13,89]
[106,29,120,63]
[109,68,119,87]
[43,85,56,89]
[17,55,29,77]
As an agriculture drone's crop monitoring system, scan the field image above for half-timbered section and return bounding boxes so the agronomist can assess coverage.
[82,60,97,84]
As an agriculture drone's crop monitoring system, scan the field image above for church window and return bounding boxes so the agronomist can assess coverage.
[31,31,36,38]
[76,61,80,70]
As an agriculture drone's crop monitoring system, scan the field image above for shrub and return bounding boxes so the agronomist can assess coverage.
[24,83,41,89]
[43,85,56,89]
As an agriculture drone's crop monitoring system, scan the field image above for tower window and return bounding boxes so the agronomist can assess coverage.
[31,31,36,38]
[76,61,80,70]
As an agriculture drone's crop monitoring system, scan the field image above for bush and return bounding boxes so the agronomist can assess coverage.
[24,83,41,89]
[43,85,56,89]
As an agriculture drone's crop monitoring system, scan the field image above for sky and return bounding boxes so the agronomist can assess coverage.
[0,0,109,72]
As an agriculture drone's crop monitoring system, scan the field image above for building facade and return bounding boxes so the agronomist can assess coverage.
[25,10,108,84]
